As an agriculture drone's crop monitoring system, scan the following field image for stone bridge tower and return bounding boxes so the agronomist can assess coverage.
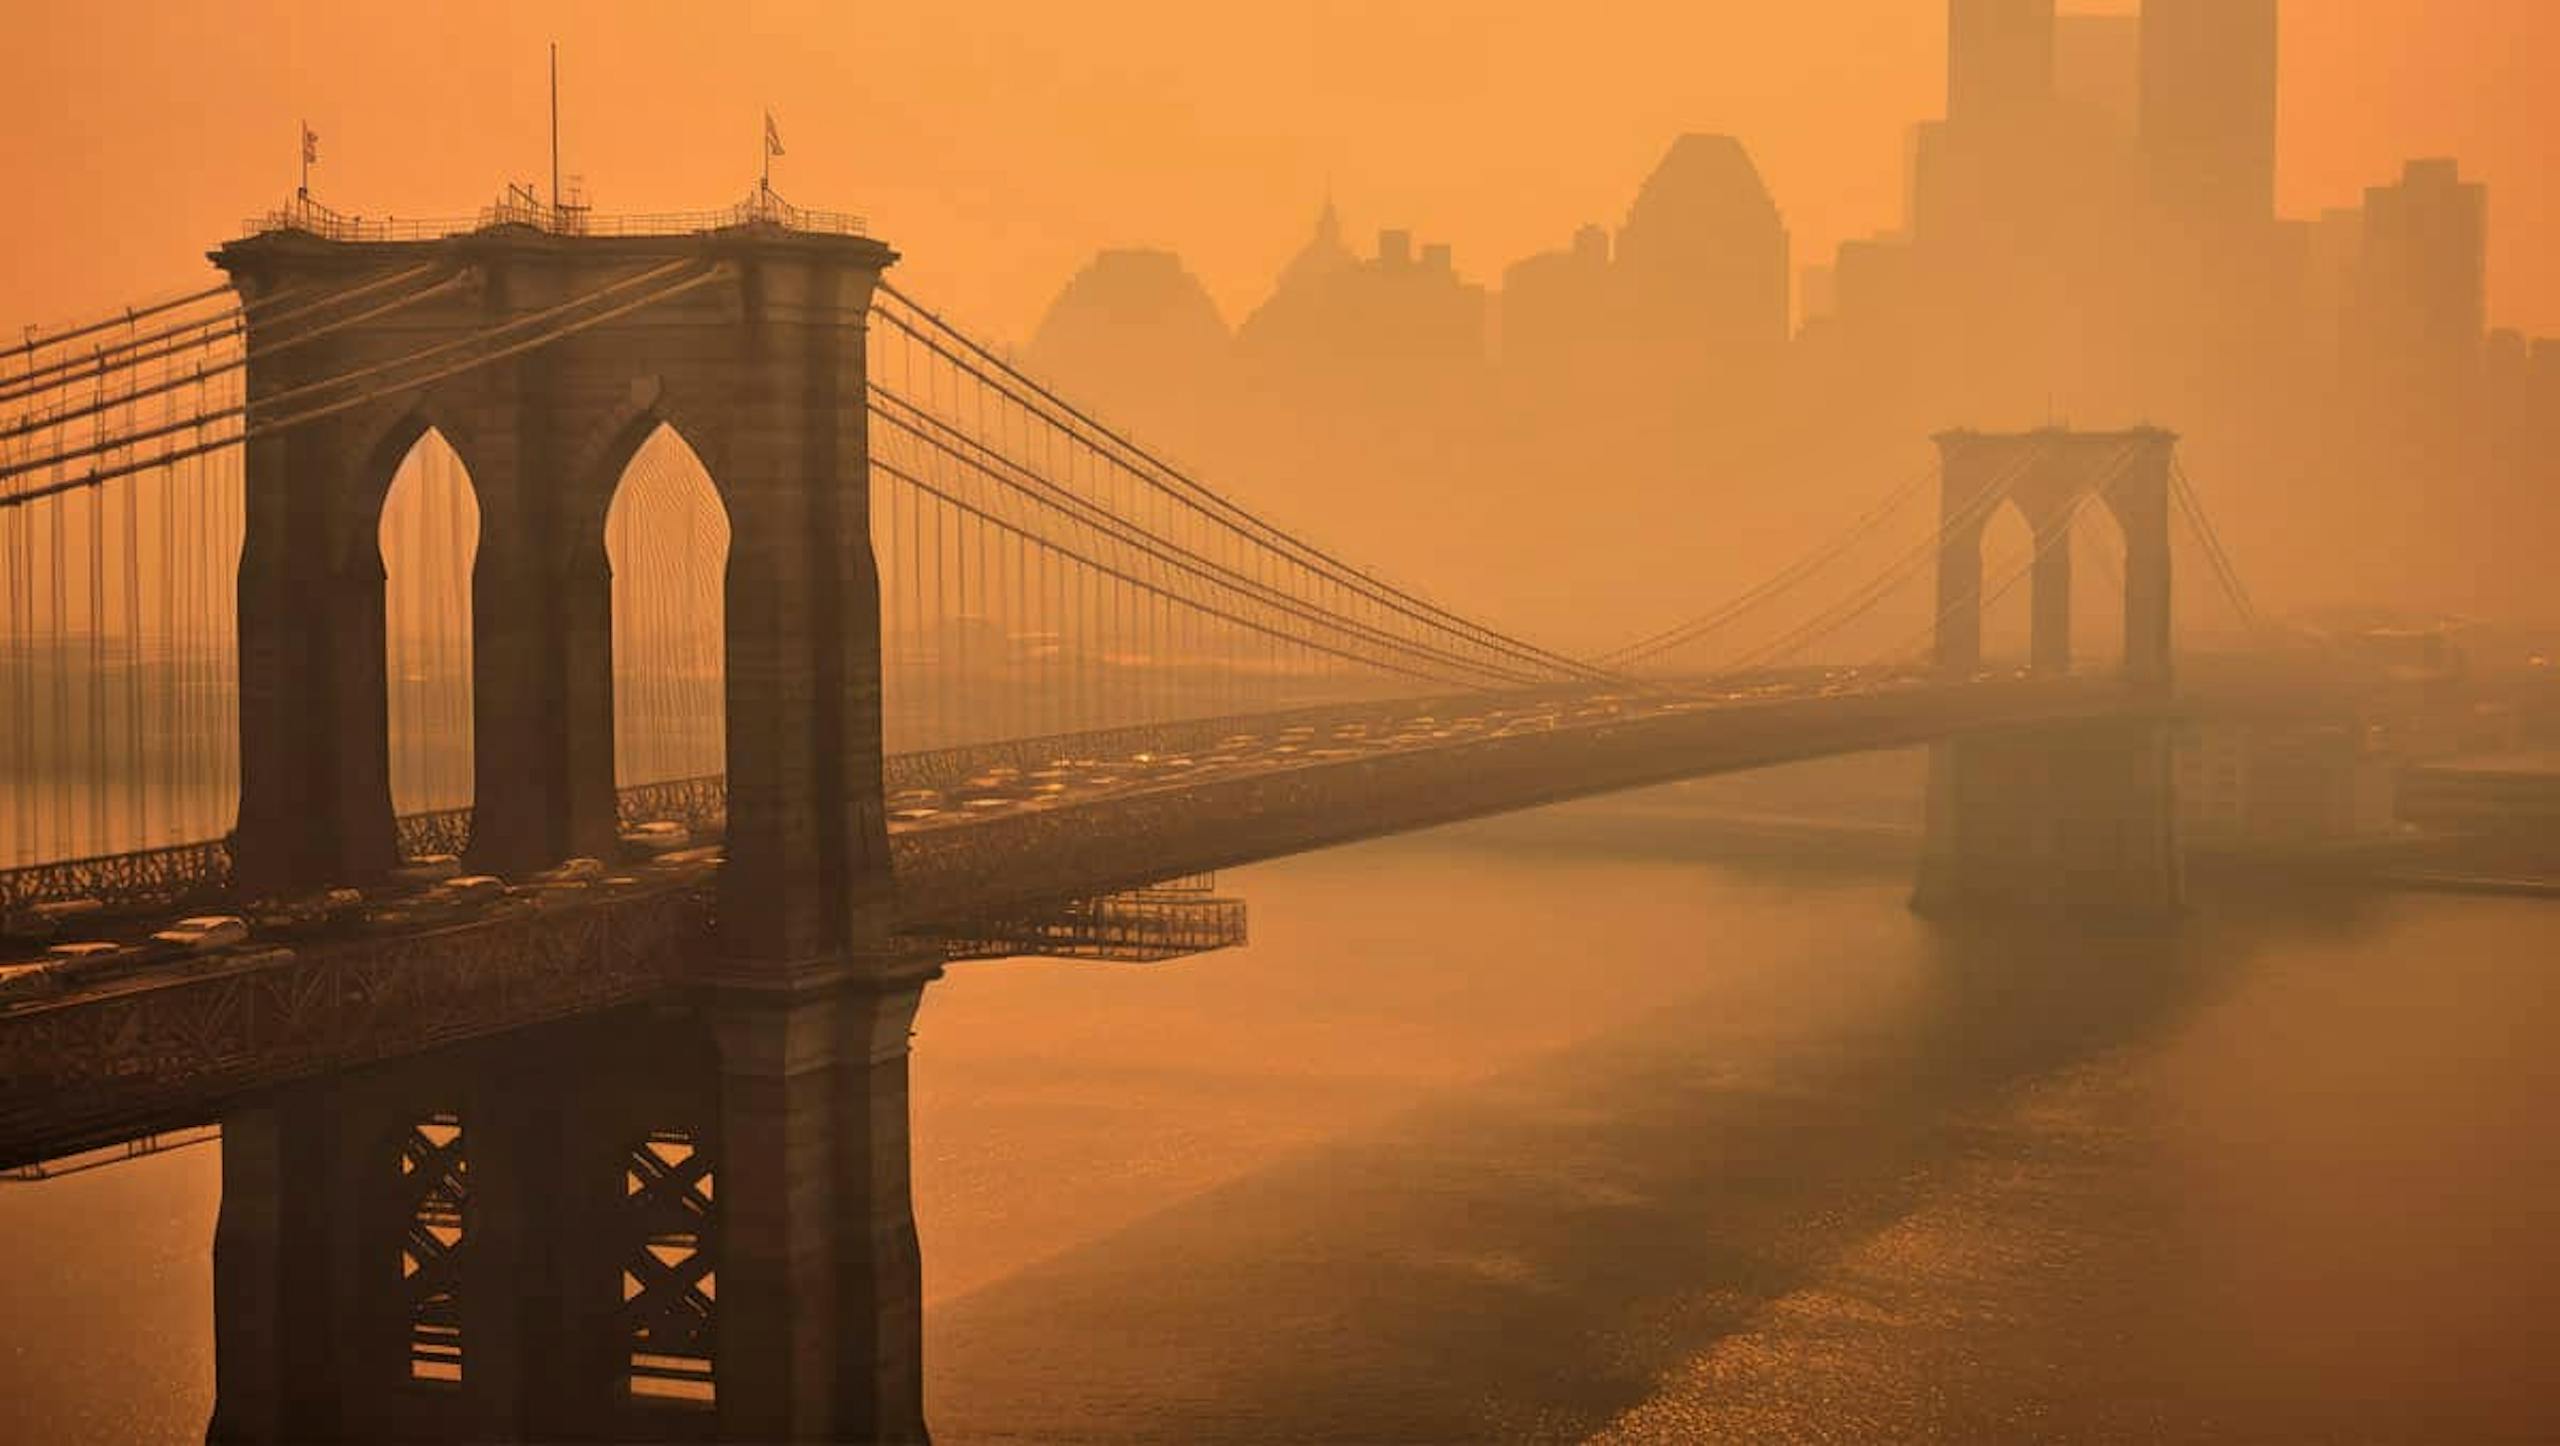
[209,207,932,1443]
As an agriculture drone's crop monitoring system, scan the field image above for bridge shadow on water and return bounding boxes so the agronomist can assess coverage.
[918,838,2369,1443]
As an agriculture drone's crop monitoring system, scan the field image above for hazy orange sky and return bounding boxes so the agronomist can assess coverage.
[2,1,2551,346]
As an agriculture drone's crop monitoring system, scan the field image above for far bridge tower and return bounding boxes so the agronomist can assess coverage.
[1913,426,2185,918]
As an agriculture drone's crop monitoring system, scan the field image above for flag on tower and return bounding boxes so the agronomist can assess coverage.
[298,121,321,200]
[764,111,785,159]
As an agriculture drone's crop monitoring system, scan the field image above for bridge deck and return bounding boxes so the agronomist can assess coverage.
[0,676,2144,1168]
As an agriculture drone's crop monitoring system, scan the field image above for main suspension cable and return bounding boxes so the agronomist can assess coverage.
[869,387,1550,688]
[0,265,723,511]
[1670,441,2062,681]
[871,455,1487,691]
[0,265,436,405]
[1601,459,1941,668]
[873,284,1615,687]
[0,261,697,494]
[0,272,470,444]
[1,284,234,371]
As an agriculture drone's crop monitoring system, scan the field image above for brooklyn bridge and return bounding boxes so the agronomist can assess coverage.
[0,192,2276,1441]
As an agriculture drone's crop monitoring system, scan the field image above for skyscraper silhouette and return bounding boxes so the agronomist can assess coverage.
[2054,13,2141,142]
[2141,0,2281,230]
[2352,158,2489,404]
[1613,134,1792,387]
[1947,0,2056,132]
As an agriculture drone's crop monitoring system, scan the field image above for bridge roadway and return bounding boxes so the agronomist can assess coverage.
[0,673,2146,1169]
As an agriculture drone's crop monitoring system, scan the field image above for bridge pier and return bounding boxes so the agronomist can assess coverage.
[204,991,935,1445]
[1914,716,2184,918]
[705,971,934,1443]
[206,1091,340,1444]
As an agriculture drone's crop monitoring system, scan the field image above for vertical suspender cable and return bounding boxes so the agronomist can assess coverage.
[122,470,142,850]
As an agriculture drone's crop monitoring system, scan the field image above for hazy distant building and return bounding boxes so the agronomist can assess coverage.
[1028,248,1230,387]
[1947,0,2056,132]
[1903,120,1946,240]
[1238,207,1486,380]
[2141,0,2280,230]
[1263,197,1356,310]
[2484,328,2532,428]
[2054,12,2141,142]
[2300,205,2365,353]
[2531,342,2560,493]
[1796,260,1837,330]
[1498,222,1613,372]
[2351,159,2489,397]
[1216,203,1496,584]
[996,0,2544,641]
[1917,1,2073,255]
[1613,134,1791,380]
[1026,247,1234,458]
[1834,235,1919,329]
[1823,231,1930,423]
[2534,339,2560,426]
[2177,721,2397,852]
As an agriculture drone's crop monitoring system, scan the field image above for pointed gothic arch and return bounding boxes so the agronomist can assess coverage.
[602,421,731,791]
[376,423,482,819]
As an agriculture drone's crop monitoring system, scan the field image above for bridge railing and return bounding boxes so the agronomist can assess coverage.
[394,808,476,864]
[616,775,728,834]
[0,839,234,918]
[239,191,867,246]
[383,776,733,864]
[0,692,1588,915]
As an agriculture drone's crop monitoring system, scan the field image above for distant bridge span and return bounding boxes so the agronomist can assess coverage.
[894,675,2138,923]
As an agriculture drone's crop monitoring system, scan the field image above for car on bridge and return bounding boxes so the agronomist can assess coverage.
[248,888,366,938]
[41,940,152,991]
[2,898,107,945]
[531,858,609,885]
[0,960,67,1007]
[955,773,1024,806]
[434,876,508,907]
[515,859,610,911]
[646,846,724,873]
[150,915,250,955]
[621,820,693,854]
[394,854,465,885]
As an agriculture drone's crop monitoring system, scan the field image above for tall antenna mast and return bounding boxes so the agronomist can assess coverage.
[549,42,561,215]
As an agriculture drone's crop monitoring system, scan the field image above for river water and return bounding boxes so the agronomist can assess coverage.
[4,779,2558,1443]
